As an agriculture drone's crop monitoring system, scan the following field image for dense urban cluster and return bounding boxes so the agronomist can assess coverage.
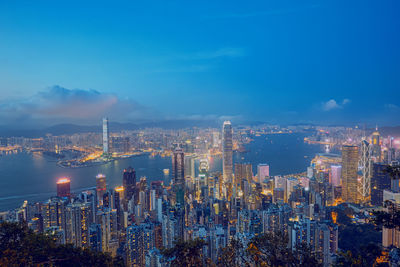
[1,119,400,266]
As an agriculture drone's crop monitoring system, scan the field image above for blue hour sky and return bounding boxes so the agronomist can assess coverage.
[0,0,399,126]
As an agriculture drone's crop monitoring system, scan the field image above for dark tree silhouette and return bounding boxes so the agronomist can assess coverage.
[161,238,207,267]
[0,221,124,266]
[217,238,250,267]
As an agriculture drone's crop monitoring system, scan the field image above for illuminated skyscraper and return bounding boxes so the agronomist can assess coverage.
[341,145,359,203]
[123,167,136,205]
[359,140,372,202]
[172,145,185,206]
[57,178,71,198]
[65,202,91,248]
[222,121,233,183]
[257,164,270,183]
[330,165,342,187]
[96,174,107,206]
[234,163,253,195]
[371,127,381,161]
[371,163,391,205]
[102,117,109,154]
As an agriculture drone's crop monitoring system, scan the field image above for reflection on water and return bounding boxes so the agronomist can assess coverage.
[0,133,325,211]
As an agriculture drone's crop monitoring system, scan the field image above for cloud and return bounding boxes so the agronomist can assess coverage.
[321,98,350,111]
[342,98,351,105]
[0,86,158,126]
[384,103,400,110]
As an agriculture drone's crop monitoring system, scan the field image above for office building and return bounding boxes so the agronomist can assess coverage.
[257,163,270,184]
[172,145,185,206]
[341,145,359,203]
[102,117,110,155]
[123,167,136,205]
[96,174,107,206]
[57,178,71,198]
[371,163,391,205]
[222,121,233,183]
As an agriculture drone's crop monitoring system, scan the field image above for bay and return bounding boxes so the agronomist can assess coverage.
[0,133,325,211]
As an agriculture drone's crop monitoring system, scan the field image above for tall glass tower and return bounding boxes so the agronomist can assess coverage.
[222,121,233,183]
[341,145,359,203]
[172,145,185,206]
[102,117,109,154]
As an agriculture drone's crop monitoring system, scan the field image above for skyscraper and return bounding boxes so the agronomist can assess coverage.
[222,121,233,183]
[341,145,359,203]
[96,174,107,206]
[102,117,109,155]
[57,178,71,198]
[123,167,136,205]
[234,163,253,195]
[359,140,372,202]
[330,165,342,187]
[371,163,391,205]
[172,145,185,206]
[371,127,381,161]
[257,163,270,183]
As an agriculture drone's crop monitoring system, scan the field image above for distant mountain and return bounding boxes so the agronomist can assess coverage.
[0,119,221,137]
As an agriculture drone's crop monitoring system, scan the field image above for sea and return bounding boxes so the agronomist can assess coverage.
[0,133,326,211]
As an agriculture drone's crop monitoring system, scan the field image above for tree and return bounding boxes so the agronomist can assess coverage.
[217,238,250,267]
[0,221,122,266]
[246,232,321,267]
[161,238,207,267]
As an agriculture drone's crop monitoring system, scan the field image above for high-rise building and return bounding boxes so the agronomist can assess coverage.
[341,145,359,203]
[102,117,110,154]
[172,145,185,206]
[359,140,372,202]
[65,202,91,248]
[257,164,270,183]
[57,178,71,198]
[222,121,233,183]
[96,174,107,206]
[371,163,391,205]
[123,167,136,205]
[371,127,381,161]
[126,224,154,267]
[330,165,341,187]
[234,163,253,195]
[212,131,220,148]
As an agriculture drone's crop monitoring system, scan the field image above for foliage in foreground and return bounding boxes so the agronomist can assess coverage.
[0,221,124,267]
[162,232,322,267]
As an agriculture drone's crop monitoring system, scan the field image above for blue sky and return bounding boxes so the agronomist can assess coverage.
[0,0,399,126]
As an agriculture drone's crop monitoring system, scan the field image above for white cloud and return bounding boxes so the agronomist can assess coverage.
[322,98,350,111]
[0,86,158,125]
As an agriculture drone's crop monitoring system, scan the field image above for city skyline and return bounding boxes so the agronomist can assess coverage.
[1,1,400,266]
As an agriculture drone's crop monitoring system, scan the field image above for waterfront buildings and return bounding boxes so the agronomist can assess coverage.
[102,117,110,155]
[96,174,107,206]
[57,178,71,198]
